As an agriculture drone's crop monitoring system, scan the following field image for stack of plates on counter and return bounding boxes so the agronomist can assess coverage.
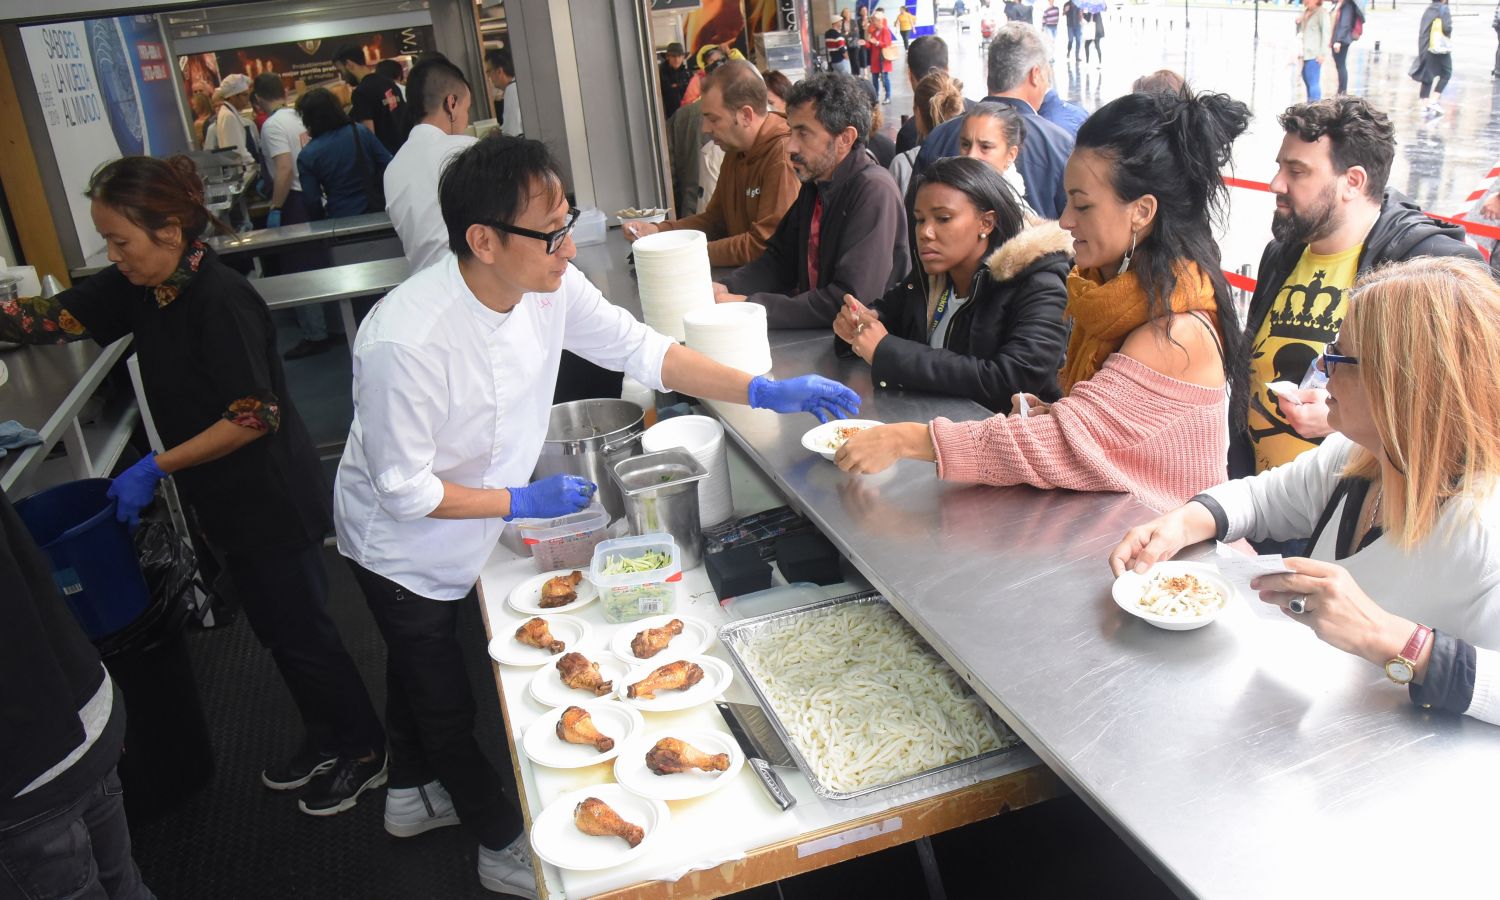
[641,415,734,527]
[633,230,714,341]
[682,302,772,376]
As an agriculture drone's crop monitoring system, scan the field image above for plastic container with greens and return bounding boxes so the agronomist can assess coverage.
[590,533,682,623]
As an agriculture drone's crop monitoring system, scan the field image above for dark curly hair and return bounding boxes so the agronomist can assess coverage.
[784,72,872,146]
[1278,96,1395,201]
[1076,89,1253,431]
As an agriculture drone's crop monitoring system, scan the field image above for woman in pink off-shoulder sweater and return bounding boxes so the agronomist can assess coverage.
[836,89,1254,512]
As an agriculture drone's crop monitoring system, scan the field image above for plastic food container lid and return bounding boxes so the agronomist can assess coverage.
[516,501,609,546]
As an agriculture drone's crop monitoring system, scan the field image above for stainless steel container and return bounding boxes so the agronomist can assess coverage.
[611,448,709,570]
[532,399,644,520]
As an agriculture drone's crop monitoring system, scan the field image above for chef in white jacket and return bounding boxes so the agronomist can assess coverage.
[383,56,477,272]
[334,134,858,898]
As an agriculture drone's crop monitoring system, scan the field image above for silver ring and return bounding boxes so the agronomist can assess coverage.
[1288,594,1308,615]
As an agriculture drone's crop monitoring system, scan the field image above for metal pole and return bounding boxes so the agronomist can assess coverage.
[1255,0,1260,39]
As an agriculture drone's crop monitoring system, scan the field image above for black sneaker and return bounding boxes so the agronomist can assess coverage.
[283,337,335,360]
[297,751,388,817]
[261,746,338,791]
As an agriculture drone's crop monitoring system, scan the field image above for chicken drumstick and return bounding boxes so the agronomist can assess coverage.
[645,737,730,775]
[515,617,565,654]
[556,705,614,752]
[574,797,644,847]
[629,619,684,659]
[540,570,584,609]
[556,652,613,696]
[626,659,704,699]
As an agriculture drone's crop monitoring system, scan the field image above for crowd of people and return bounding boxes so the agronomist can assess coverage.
[5,8,1500,900]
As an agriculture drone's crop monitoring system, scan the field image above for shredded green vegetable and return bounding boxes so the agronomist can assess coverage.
[601,549,671,576]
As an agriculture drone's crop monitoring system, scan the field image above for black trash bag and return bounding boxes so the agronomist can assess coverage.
[133,515,199,609]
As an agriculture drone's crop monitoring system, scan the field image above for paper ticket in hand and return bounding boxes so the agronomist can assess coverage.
[1213,542,1294,587]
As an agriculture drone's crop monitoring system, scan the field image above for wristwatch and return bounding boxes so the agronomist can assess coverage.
[1384,624,1433,685]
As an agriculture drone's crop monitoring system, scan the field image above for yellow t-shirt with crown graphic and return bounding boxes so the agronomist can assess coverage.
[1248,243,1362,472]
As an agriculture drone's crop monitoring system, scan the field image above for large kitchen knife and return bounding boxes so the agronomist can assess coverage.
[716,701,796,811]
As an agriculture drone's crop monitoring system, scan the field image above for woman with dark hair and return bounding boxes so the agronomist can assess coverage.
[959,102,1033,217]
[0,156,387,816]
[837,90,1253,515]
[762,68,793,114]
[295,86,394,220]
[834,156,1072,411]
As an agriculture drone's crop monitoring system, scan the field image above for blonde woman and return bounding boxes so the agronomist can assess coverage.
[1297,0,1332,100]
[890,70,966,196]
[1110,257,1500,726]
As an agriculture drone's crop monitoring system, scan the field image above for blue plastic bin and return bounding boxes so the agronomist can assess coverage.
[15,478,151,639]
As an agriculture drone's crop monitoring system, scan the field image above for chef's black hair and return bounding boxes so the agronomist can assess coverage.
[440,134,566,260]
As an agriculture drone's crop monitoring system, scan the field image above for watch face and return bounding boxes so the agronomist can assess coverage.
[1387,660,1415,684]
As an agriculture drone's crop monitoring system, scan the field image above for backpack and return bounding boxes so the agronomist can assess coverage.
[243,123,274,200]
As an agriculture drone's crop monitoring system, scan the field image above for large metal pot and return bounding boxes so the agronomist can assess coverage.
[532,399,644,520]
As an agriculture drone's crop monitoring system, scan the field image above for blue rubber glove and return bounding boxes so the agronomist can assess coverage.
[107,453,167,529]
[266,209,282,229]
[748,374,861,423]
[506,474,596,521]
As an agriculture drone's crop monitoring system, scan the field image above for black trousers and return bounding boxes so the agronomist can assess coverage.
[348,562,523,851]
[0,768,153,900]
[225,542,384,758]
[1331,42,1351,93]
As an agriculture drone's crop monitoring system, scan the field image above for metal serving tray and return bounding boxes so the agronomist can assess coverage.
[718,591,1022,806]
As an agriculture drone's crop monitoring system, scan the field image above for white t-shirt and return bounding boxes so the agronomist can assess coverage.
[384,123,479,272]
[258,106,308,193]
[501,81,523,136]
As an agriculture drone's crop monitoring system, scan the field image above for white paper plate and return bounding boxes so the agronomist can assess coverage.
[613,728,744,801]
[800,419,884,462]
[530,654,630,709]
[507,568,599,616]
[608,614,714,664]
[522,700,645,769]
[488,616,593,667]
[615,655,734,713]
[530,784,669,872]
[1111,562,1233,631]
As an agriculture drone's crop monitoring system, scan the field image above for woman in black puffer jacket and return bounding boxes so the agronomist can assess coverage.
[834,157,1072,412]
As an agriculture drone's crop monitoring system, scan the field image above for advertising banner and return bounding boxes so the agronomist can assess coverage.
[21,16,189,261]
[182,26,433,97]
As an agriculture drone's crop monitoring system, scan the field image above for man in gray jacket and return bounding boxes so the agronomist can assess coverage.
[715,72,908,328]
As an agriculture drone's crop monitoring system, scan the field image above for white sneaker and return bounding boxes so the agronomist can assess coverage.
[477,836,539,898]
[383,781,461,837]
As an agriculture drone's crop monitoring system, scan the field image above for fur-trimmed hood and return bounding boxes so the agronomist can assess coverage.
[985,219,1075,283]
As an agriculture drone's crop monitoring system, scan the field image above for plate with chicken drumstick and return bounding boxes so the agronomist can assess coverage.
[489,615,593,667]
[530,783,669,872]
[522,700,644,769]
[608,614,713,664]
[613,729,745,801]
[530,651,631,709]
[615,655,734,713]
[507,568,600,616]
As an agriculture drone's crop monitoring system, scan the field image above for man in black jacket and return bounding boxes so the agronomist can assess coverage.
[1231,96,1482,480]
[716,72,908,328]
[0,490,153,899]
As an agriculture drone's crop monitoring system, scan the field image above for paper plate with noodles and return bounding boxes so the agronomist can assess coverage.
[1111,561,1232,631]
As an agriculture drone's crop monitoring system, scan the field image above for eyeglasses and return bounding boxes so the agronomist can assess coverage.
[1300,342,1359,390]
[483,207,580,255]
[705,56,728,73]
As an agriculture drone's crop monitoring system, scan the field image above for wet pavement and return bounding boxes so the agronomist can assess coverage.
[877,0,1500,274]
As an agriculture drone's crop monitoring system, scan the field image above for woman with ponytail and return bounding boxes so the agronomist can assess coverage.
[836,89,1252,515]
[0,156,387,814]
[889,70,966,195]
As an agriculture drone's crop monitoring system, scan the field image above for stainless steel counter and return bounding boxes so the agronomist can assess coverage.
[705,337,1500,899]
[69,212,396,279]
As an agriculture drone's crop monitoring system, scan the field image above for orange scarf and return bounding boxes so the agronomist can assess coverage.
[1059,261,1220,393]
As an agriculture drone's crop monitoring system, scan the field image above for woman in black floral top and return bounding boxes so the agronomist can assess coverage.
[0,155,387,814]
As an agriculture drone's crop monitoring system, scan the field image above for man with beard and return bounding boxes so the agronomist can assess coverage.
[1231,96,1480,480]
[713,72,907,327]
[625,61,799,267]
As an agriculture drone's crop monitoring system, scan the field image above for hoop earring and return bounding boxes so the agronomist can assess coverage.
[1116,229,1137,277]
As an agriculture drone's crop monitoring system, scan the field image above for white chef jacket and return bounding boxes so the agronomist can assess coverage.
[501,81,522,137]
[384,123,478,272]
[334,255,674,600]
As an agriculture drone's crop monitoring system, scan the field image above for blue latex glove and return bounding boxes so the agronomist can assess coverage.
[748,374,861,423]
[506,474,596,521]
[107,453,167,529]
[266,208,282,229]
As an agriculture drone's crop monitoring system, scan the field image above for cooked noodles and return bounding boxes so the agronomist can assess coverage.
[737,602,1015,793]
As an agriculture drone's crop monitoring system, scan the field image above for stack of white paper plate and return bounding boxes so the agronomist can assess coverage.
[632,230,714,342]
[682,302,771,376]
